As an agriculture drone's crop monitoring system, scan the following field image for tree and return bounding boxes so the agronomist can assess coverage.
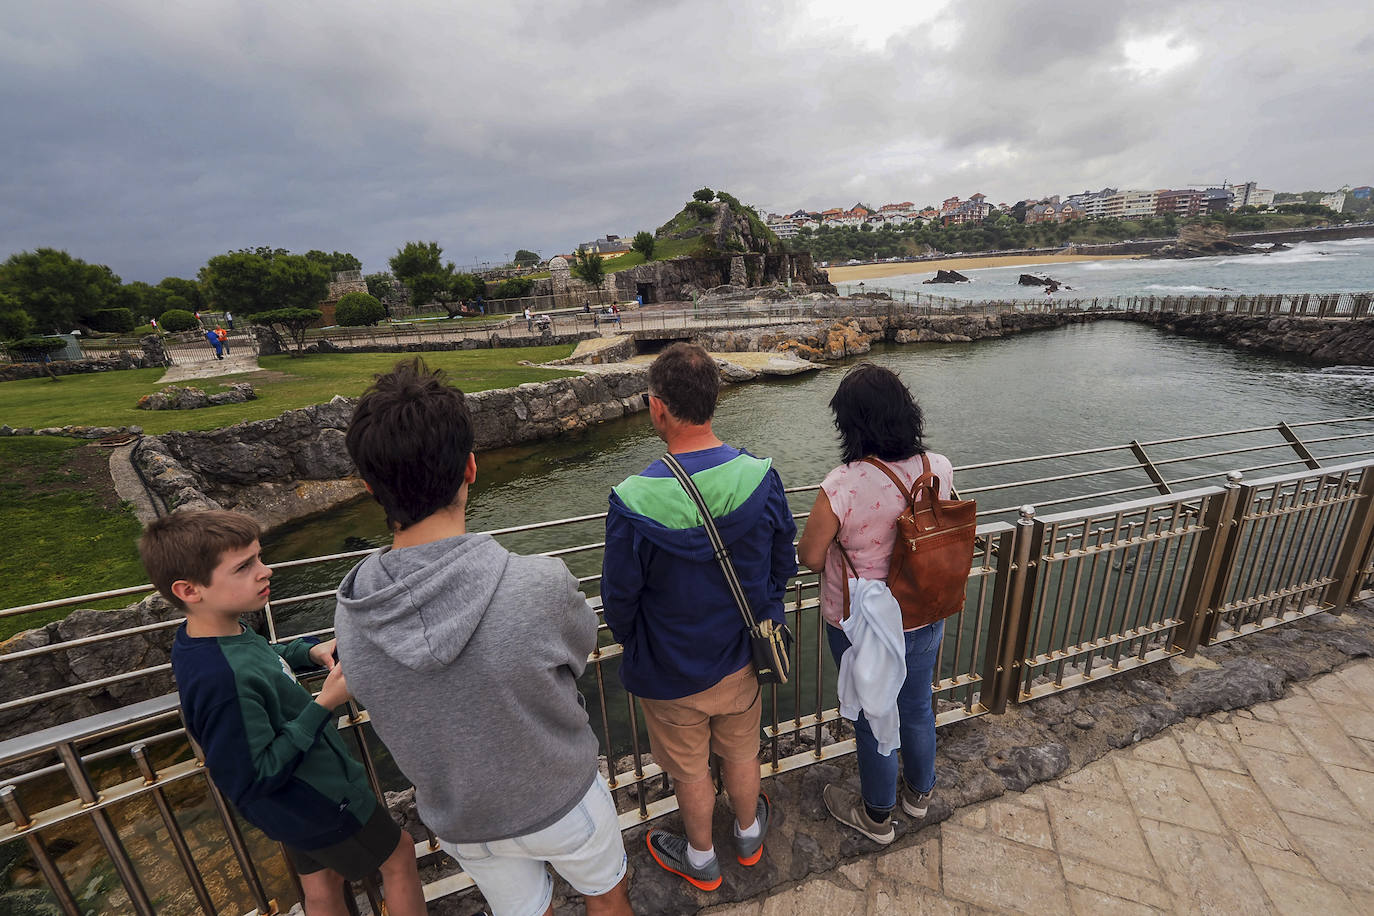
[0,292,33,340]
[490,278,535,299]
[88,308,136,333]
[0,248,122,333]
[389,241,455,309]
[305,250,362,272]
[693,187,715,202]
[267,255,332,311]
[335,291,386,326]
[200,250,275,316]
[631,231,656,261]
[200,249,329,317]
[364,271,396,301]
[571,247,605,286]
[513,249,541,268]
[249,307,323,355]
[158,276,204,313]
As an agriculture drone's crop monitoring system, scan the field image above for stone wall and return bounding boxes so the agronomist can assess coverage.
[605,252,833,303]
[133,369,651,528]
[1119,312,1374,365]
[0,346,165,382]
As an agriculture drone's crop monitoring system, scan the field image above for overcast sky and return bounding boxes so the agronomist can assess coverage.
[3,0,1370,282]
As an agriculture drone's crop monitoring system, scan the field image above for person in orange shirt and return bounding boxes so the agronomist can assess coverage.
[215,327,231,356]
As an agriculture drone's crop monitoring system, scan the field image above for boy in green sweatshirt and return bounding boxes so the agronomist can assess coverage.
[141,510,425,915]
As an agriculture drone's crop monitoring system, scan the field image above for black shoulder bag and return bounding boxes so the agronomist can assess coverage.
[660,453,793,685]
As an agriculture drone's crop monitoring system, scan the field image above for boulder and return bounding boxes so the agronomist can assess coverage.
[923,269,970,284]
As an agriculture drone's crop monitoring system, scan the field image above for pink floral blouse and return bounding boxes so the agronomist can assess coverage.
[818,452,955,628]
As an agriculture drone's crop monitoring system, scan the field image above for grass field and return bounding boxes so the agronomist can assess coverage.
[0,345,579,435]
[0,437,149,638]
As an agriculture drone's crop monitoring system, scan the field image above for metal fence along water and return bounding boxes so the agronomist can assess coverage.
[4,419,1374,912]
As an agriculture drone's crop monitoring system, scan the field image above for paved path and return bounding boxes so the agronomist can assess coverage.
[704,658,1374,915]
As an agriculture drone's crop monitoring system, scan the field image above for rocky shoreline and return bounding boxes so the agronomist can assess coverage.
[1120,312,1374,365]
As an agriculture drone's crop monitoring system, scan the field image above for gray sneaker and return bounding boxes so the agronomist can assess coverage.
[646,830,722,891]
[901,782,933,818]
[823,784,895,845]
[733,793,771,866]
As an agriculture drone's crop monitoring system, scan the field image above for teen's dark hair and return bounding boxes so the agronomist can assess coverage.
[829,363,926,465]
[345,358,474,530]
[647,342,719,425]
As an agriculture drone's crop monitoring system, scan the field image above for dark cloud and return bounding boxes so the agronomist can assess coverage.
[1,0,1370,281]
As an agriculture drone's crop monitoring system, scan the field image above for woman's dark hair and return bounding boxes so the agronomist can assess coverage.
[345,358,474,530]
[829,363,925,464]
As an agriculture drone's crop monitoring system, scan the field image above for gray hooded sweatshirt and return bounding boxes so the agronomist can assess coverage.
[334,532,600,843]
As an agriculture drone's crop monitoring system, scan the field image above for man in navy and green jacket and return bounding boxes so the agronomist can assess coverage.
[602,343,797,892]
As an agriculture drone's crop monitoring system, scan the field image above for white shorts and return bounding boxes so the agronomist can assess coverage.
[439,777,627,916]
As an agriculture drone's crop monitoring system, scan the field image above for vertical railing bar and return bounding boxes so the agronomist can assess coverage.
[55,742,155,916]
[624,692,648,819]
[1042,525,1076,664]
[1325,469,1374,611]
[593,652,616,789]
[190,735,276,915]
[1071,523,1112,682]
[1112,511,1153,667]
[131,743,216,915]
[1174,476,1244,655]
[1247,485,1300,626]
[1297,474,1354,601]
[1267,479,1327,617]
[341,706,384,802]
[1085,510,1129,672]
[0,786,82,916]
[792,581,803,728]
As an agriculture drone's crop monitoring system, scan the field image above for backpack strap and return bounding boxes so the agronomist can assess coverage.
[832,537,859,621]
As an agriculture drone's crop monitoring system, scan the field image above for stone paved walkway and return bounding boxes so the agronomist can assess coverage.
[703,658,1374,915]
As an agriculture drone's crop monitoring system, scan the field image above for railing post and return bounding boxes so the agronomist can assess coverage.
[1,785,81,916]
[131,744,216,915]
[1323,469,1374,613]
[979,507,1043,714]
[1174,472,1246,655]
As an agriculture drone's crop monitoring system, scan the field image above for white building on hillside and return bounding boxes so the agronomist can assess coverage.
[1321,189,1348,212]
[1227,182,1275,210]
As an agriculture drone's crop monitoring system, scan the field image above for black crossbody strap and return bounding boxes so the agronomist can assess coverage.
[660,453,758,630]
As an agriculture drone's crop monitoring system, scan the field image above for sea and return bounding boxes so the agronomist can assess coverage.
[834,236,1374,301]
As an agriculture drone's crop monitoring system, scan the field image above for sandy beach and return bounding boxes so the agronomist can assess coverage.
[826,253,1138,283]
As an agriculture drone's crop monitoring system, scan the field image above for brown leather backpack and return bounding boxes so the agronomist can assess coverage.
[855,455,977,629]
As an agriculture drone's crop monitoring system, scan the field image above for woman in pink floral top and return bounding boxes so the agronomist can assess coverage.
[797,363,952,845]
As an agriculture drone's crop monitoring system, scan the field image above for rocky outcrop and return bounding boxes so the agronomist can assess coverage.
[924,270,970,284]
[132,371,652,527]
[606,252,833,303]
[1019,273,1065,292]
[0,424,142,440]
[137,383,256,410]
[1121,312,1374,365]
[1148,222,1267,259]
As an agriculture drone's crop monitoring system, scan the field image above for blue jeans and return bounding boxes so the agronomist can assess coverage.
[827,618,944,814]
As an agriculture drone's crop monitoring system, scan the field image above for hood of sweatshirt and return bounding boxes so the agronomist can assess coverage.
[607,453,776,563]
[334,533,508,672]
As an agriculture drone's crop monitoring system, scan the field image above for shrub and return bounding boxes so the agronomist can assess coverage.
[0,307,32,341]
[159,308,198,332]
[693,187,715,202]
[88,308,136,333]
[490,278,535,300]
[335,291,385,326]
[249,307,323,355]
[632,231,656,261]
[686,200,716,221]
[5,337,68,362]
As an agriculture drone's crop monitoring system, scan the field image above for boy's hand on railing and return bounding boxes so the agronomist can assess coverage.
[309,639,338,670]
[315,663,352,711]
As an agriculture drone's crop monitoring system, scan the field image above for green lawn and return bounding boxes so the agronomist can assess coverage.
[0,437,149,638]
[0,345,579,435]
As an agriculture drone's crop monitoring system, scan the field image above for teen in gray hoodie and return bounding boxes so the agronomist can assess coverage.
[333,359,632,916]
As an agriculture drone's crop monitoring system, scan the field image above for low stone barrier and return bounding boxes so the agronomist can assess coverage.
[132,368,651,527]
[0,348,165,382]
[1120,312,1374,365]
[0,424,143,439]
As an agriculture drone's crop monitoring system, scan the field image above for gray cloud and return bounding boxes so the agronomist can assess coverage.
[1,0,1370,281]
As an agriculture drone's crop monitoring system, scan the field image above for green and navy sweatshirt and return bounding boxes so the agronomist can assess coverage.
[172,623,376,850]
[602,444,798,700]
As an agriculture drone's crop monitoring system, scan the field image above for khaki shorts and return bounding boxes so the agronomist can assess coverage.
[639,664,762,783]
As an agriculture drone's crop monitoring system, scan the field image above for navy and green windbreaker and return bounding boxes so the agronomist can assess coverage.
[601,445,798,700]
[172,623,376,850]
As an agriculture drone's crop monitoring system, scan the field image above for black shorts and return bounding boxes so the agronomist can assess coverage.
[285,803,403,881]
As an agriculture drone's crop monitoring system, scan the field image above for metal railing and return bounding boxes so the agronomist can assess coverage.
[5,420,1374,913]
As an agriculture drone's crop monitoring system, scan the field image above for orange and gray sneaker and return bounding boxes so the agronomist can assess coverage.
[646,830,722,891]
[733,793,771,866]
